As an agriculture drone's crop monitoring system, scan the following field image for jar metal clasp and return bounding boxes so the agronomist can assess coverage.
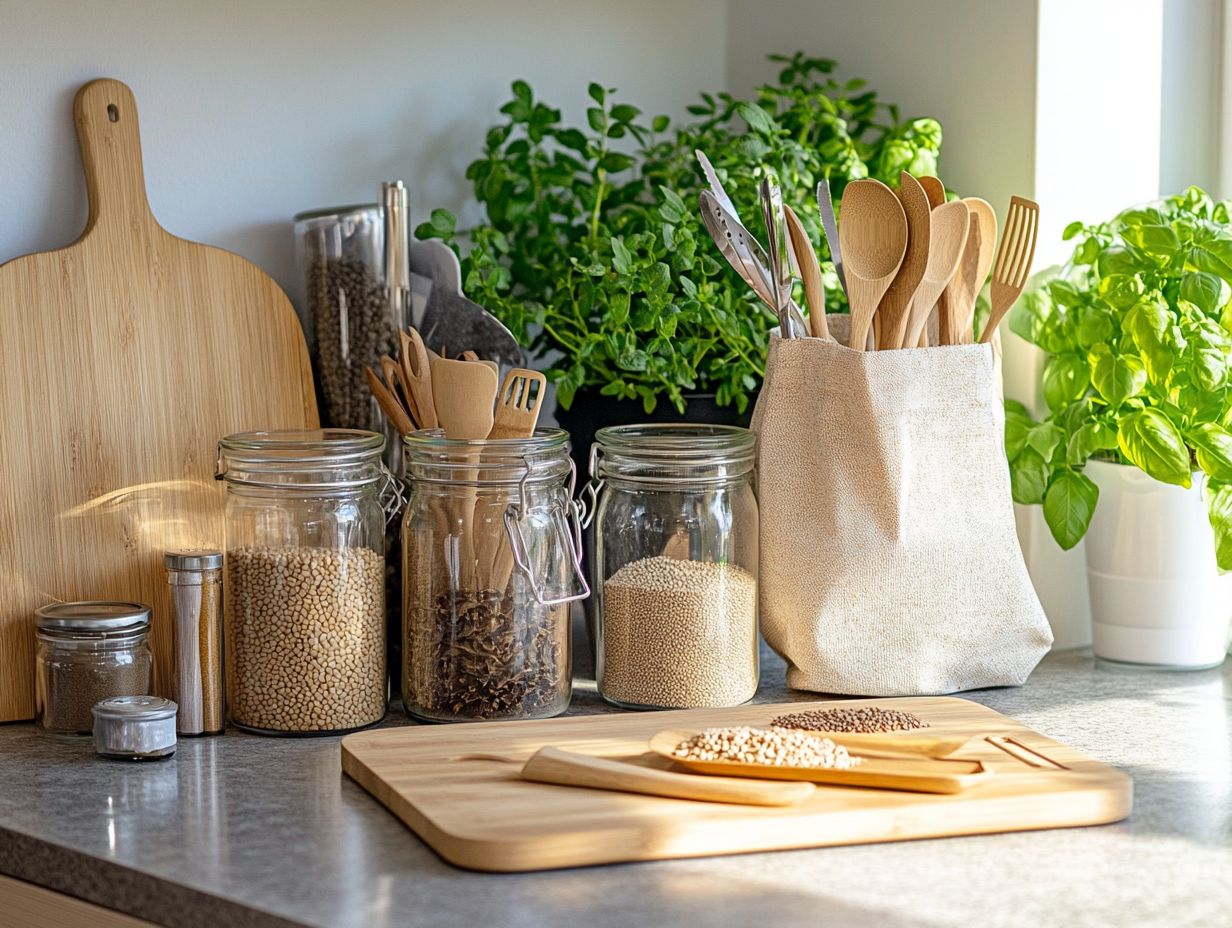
[503,456,590,606]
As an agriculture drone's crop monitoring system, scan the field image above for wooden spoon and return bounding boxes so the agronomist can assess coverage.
[783,204,829,340]
[876,173,931,349]
[364,365,414,437]
[916,176,947,346]
[903,200,970,348]
[399,328,436,429]
[941,197,997,345]
[837,179,908,351]
[521,747,815,807]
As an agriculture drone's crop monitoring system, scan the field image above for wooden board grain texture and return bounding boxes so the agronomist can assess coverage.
[342,696,1133,872]
[0,79,317,719]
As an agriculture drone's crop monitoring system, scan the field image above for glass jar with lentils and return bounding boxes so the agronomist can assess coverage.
[217,429,392,735]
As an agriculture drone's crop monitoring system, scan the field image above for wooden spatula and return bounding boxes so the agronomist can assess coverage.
[783,204,829,340]
[838,179,908,351]
[521,747,815,807]
[940,197,997,345]
[903,200,970,348]
[916,176,947,346]
[489,369,546,439]
[876,173,932,349]
[399,328,436,429]
[979,197,1040,344]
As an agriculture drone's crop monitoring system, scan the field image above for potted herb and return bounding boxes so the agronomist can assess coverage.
[1007,186,1232,668]
[417,53,943,472]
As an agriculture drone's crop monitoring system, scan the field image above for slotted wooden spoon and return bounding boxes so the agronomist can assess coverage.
[783,204,829,340]
[940,197,997,345]
[489,369,547,439]
[979,197,1040,344]
[903,200,970,348]
[838,179,908,351]
[876,173,931,349]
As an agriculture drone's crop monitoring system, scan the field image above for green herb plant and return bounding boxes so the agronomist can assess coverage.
[417,52,942,413]
[1007,186,1232,567]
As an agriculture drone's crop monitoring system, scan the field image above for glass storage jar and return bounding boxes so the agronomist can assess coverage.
[585,424,759,710]
[217,429,394,736]
[35,602,153,737]
[401,428,588,722]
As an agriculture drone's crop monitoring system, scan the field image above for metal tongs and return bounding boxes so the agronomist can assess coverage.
[758,173,806,340]
[695,150,806,339]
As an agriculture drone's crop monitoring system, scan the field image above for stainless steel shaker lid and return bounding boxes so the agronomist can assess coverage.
[164,549,223,570]
[35,601,151,632]
[92,695,178,722]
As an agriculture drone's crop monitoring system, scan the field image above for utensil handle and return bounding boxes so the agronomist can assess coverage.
[74,79,155,233]
[521,747,814,807]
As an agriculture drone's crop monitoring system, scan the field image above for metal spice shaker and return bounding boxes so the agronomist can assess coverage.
[165,550,224,735]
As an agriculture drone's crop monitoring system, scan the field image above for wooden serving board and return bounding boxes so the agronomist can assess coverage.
[342,696,1132,872]
[0,79,317,719]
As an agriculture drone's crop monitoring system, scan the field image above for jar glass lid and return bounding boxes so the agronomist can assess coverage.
[92,695,177,722]
[36,601,151,632]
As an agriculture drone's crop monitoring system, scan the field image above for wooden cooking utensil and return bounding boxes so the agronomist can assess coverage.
[940,197,997,345]
[399,328,437,429]
[979,197,1040,344]
[917,175,947,346]
[903,200,970,348]
[380,355,413,422]
[0,79,318,718]
[521,747,815,807]
[364,365,414,437]
[804,732,973,758]
[837,179,908,351]
[783,204,829,340]
[489,369,547,440]
[648,730,989,795]
[876,173,932,349]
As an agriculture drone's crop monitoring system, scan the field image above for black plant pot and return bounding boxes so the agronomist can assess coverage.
[554,389,756,670]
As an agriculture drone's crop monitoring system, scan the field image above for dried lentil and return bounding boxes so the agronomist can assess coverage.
[673,727,861,769]
[600,556,757,709]
[226,545,386,733]
[770,706,929,733]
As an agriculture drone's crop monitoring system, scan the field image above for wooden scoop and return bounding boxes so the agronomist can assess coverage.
[876,173,931,349]
[903,200,970,348]
[940,197,997,345]
[521,747,815,807]
[838,179,907,351]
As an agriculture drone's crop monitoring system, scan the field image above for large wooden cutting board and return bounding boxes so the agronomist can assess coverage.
[0,79,317,720]
[342,696,1132,872]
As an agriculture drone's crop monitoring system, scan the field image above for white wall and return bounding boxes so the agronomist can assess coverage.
[0,0,725,302]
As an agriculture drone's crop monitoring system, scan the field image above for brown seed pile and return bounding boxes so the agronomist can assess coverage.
[38,655,150,735]
[601,556,757,709]
[771,706,929,733]
[308,257,394,429]
[673,727,861,769]
[226,546,387,733]
[403,586,568,721]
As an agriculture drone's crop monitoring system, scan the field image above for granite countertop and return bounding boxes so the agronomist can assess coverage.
[0,638,1229,928]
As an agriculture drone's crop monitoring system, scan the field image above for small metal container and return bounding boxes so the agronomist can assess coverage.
[92,696,178,761]
[165,549,225,736]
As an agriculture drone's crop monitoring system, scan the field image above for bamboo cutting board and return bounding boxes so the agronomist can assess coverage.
[342,697,1132,872]
[0,79,317,720]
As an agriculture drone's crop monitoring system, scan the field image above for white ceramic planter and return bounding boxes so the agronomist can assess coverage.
[1084,459,1232,669]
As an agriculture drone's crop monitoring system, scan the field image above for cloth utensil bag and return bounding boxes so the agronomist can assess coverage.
[751,315,1051,695]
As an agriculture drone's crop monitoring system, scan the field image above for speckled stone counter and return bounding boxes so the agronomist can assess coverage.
[0,638,1228,928]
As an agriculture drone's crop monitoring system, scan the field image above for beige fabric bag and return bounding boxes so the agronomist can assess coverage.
[751,316,1051,695]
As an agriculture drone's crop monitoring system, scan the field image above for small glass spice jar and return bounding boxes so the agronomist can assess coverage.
[165,550,224,736]
[584,425,760,710]
[401,428,589,722]
[217,429,396,736]
[93,696,178,761]
[35,602,153,737]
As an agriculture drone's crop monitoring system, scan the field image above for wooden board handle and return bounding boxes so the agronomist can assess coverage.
[520,746,815,807]
[74,79,154,234]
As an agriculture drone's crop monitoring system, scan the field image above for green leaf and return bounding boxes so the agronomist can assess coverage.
[1026,422,1065,464]
[1089,344,1146,406]
[1180,271,1225,316]
[1191,423,1232,481]
[1043,354,1090,411]
[1122,223,1181,258]
[586,107,605,133]
[1011,449,1050,505]
[1062,221,1085,241]
[1004,400,1034,461]
[1067,420,1118,467]
[610,103,641,123]
[1117,408,1193,487]
[1043,470,1099,550]
[1206,482,1232,570]
[735,101,776,134]
[587,82,605,104]
[1192,239,1232,285]
[610,237,633,275]
[651,114,670,133]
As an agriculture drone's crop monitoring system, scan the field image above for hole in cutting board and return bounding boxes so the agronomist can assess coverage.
[107,104,119,122]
